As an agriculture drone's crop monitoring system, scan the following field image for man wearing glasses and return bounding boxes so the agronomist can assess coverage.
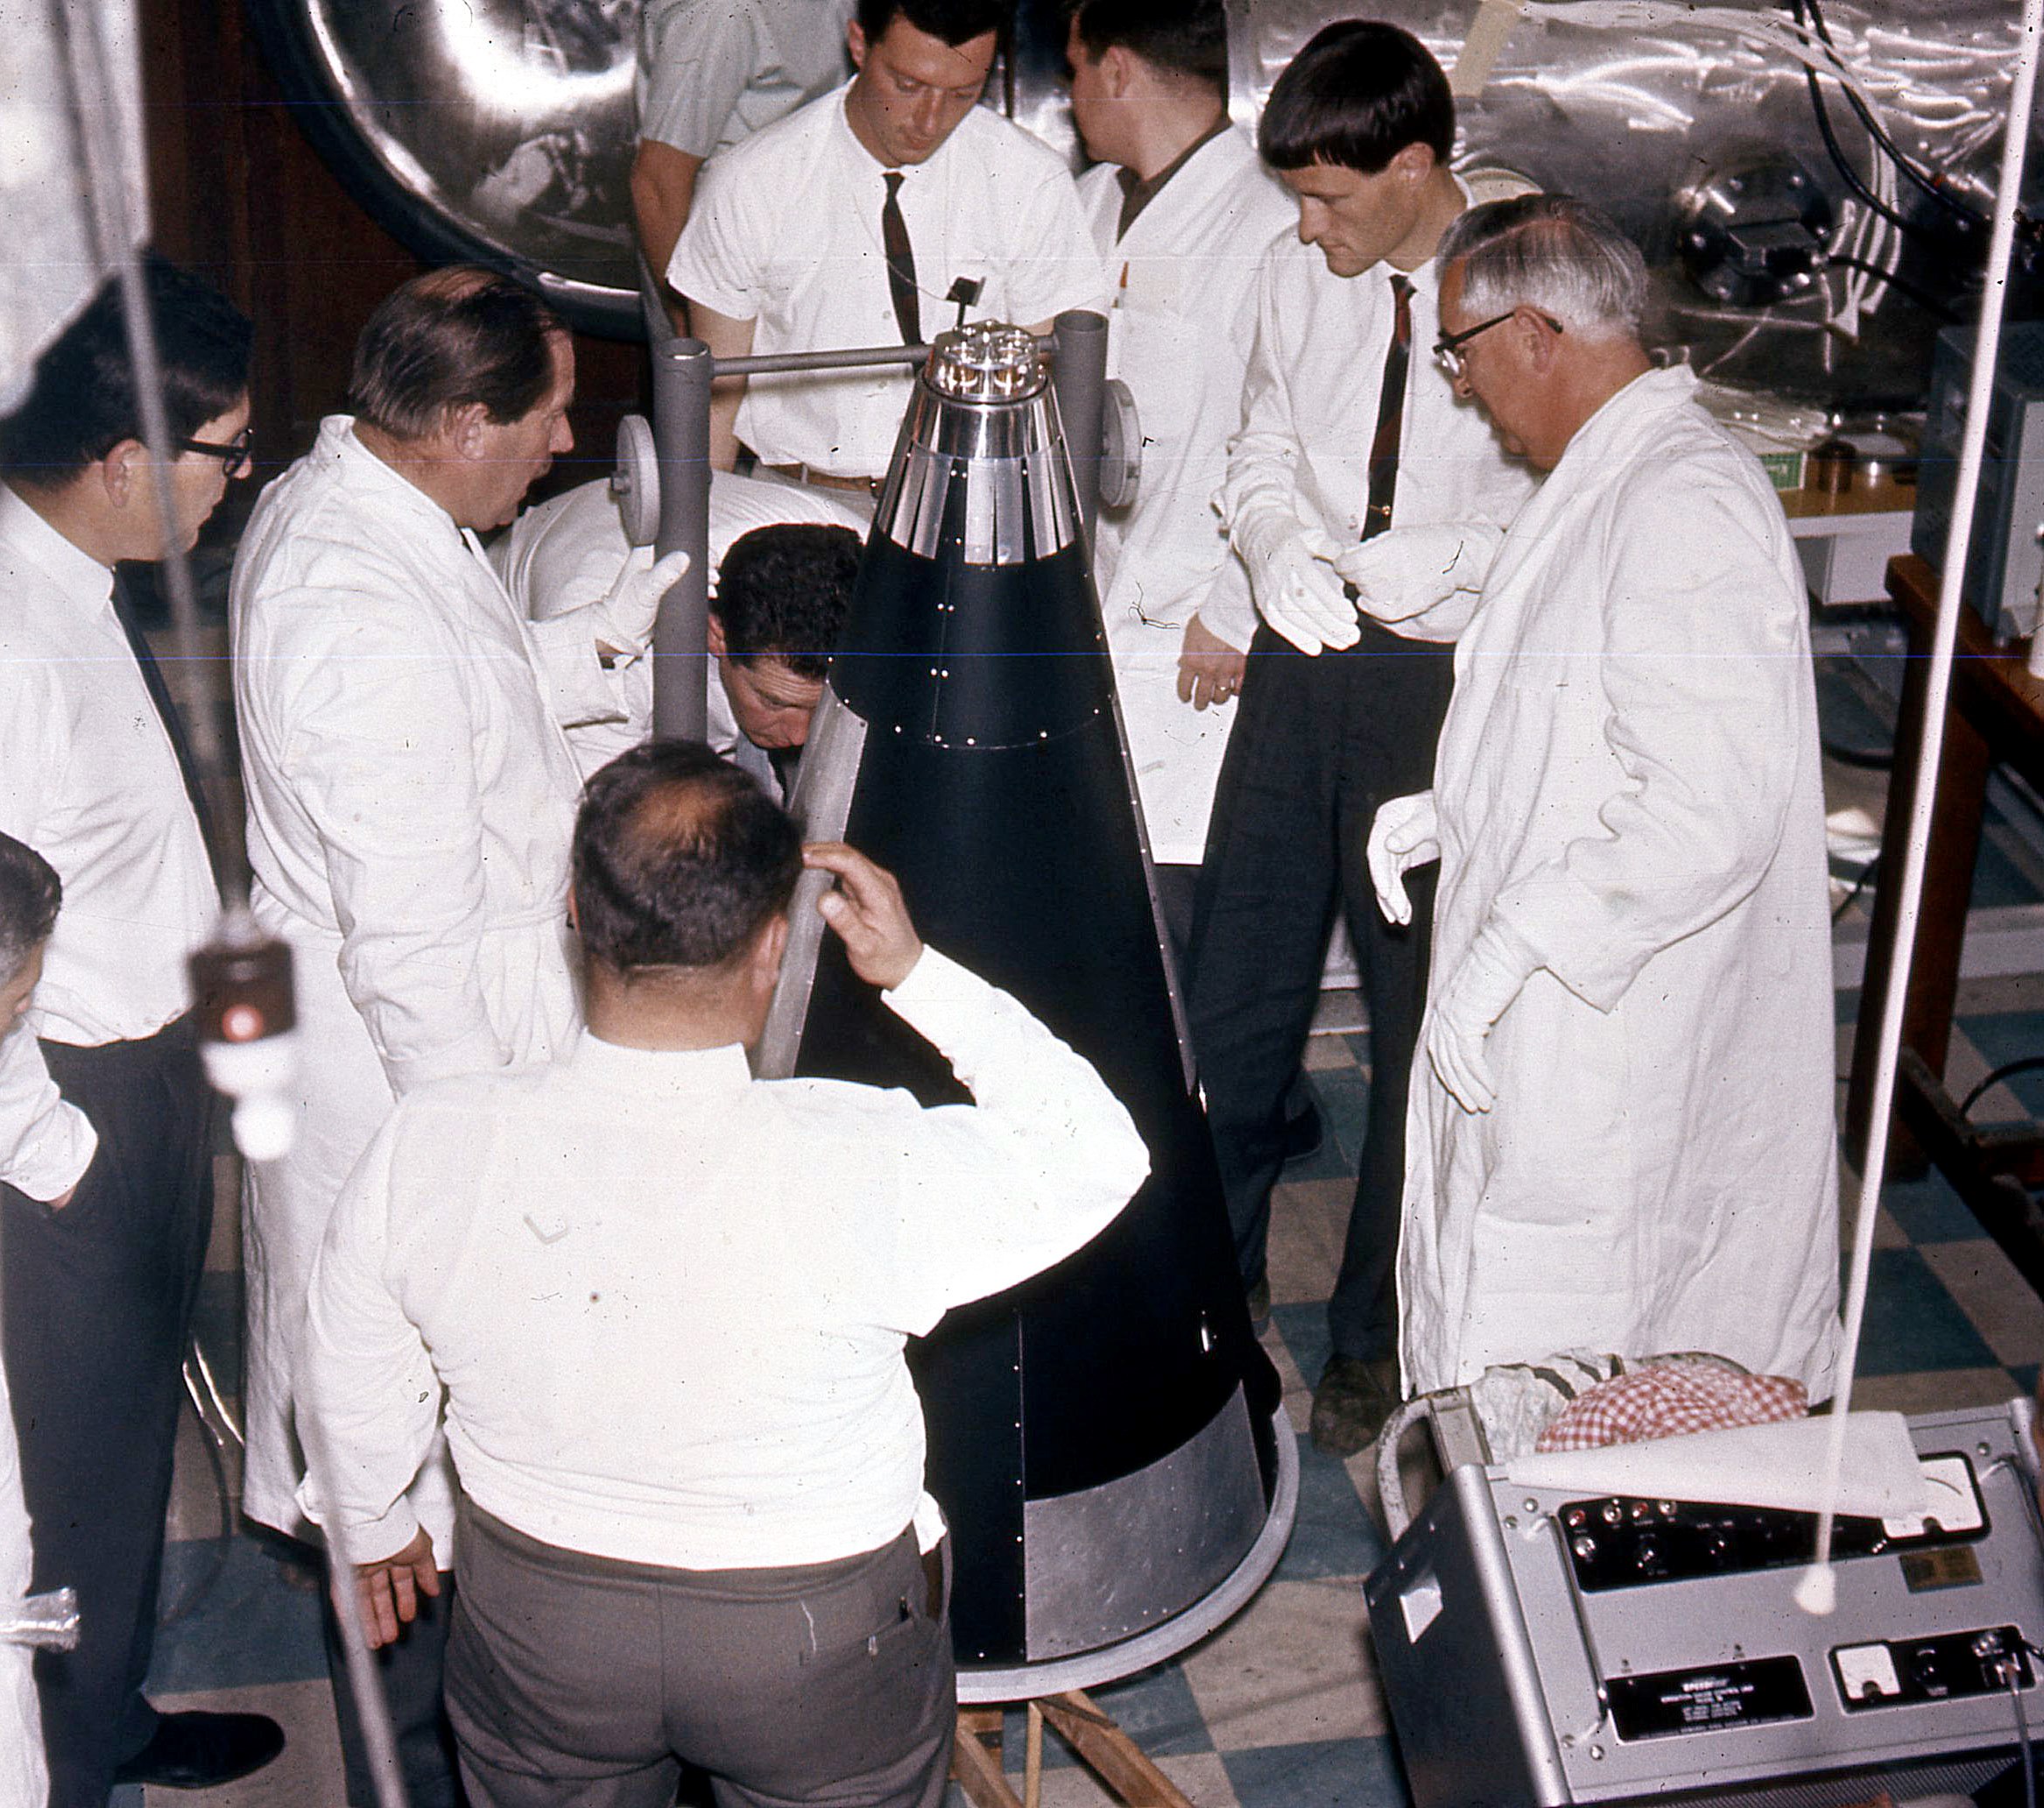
[1188,21,1535,1457]
[1375,195,1841,1401]
[0,260,285,1801]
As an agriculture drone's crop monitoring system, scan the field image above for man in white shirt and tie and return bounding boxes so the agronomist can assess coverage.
[0,260,284,1803]
[670,0,1107,492]
[298,740,1148,1807]
[1187,23,1537,1457]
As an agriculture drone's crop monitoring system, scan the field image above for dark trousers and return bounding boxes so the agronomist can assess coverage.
[0,1020,215,1808]
[445,1505,954,1808]
[322,1566,467,1807]
[1187,619,1452,1364]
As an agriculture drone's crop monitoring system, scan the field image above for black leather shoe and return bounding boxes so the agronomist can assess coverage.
[1279,1097,1324,1165]
[111,1710,286,1790]
[1310,1354,1401,1458]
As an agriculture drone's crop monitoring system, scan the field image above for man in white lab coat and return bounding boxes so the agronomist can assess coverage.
[1372,196,1841,1397]
[1188,24,1536,1455]
[231,267,682,1807]
[1064,0,1293,945]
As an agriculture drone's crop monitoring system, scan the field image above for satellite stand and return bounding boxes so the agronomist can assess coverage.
[952,1694,1194,1808]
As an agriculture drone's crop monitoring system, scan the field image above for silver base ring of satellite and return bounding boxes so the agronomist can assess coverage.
[954,1404,1300,1705]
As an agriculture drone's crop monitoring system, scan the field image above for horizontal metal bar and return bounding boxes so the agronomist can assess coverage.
[714,328,1059,380]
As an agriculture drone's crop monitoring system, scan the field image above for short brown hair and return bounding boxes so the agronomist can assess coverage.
[347,267,565,441]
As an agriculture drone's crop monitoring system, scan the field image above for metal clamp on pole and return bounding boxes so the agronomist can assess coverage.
[650,336,714,742]
[0,1586,80,1653]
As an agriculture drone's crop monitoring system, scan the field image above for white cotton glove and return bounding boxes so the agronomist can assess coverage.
[1366,792,1439,927]
[1427,920,1540,1116]
[1329,522,1503,628]
[586,547,692,661]
[1231,506,1357,653]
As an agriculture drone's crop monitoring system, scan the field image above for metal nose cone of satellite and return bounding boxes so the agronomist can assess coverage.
[760,323,1295,1694]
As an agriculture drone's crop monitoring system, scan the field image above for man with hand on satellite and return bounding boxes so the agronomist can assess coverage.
[296,740,1148,1808]
[1374,195,1841,1400]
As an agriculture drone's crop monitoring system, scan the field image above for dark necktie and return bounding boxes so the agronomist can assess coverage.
[1361,273,1413,543]
[881,171,922,346]
[110,568,222,886]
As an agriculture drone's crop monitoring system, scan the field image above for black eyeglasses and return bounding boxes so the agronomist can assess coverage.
[177,426,254,480]
[1434,307,1563,378]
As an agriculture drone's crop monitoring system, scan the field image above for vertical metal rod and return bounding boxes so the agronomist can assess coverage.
[1050,310,1108,550]
[752,687,869,1079]
[651,335,713,740]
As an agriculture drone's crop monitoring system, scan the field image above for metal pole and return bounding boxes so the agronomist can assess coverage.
[719,343,927,378]
[752,688,868,1080]
[1050,309,1108,548]
[651,335,714,740]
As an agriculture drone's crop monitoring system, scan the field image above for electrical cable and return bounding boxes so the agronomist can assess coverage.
[1958,1056,2044,1119]
[158,1364,234,1630]
[2007,1651,2038,1808]
[1801,0,1991,232]
[1831,855,1878,924]
[1788,0,1917,237]
[1825,257,1962,321]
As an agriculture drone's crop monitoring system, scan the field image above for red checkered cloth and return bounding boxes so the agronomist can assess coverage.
[1533,1358,1807,1453]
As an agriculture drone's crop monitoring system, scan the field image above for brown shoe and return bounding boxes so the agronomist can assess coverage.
[1310,1355,1400,1457]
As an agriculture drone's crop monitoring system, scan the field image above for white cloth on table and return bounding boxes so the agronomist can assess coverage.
[1399,364,1843,1398]
[1075,128,1292,866]
[636,0,854,160]
[492,471,864,777]
[0,486,215,1053]
[1211,182,1538,650]
[669,85,1108,478]
[296,946,1148,1571]
[231,418,590,1555]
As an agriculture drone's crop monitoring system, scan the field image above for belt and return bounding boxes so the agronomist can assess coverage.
[762,460,884,499]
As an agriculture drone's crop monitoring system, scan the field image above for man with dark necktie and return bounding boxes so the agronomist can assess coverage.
[669,0,1106,495]
[0,258,285,1803]
[1187,23,1537,1456]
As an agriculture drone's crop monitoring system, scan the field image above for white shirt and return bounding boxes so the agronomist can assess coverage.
[670,85,1109,477]
[637,0,854,160]
[494,471,863,777]
[1211,210,1539,648]
[0,486,217,1048]
[298,947,1149,1571]
[0,1015,95,1201]
[1075,128,1293,864]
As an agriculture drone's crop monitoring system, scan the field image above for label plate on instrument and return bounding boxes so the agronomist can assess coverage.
[1608,1657,1814,1741]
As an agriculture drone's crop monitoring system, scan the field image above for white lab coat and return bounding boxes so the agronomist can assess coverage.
[231,419,592,1553]
[1400,366,1842,1397]
[1076,130,1293,866]
[0,1349,44,1808]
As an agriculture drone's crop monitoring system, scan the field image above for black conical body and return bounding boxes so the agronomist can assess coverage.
[788,328,1283,1677]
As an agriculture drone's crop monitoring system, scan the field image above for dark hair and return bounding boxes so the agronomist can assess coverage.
[0,257,251,488]
[1258,20,1453,174]
[574,741,802,974]
[1066,0,1228,93]
[856,0,1005,46]
[348,266,567,441]
[0,832,61,982]
[714,525,861,678]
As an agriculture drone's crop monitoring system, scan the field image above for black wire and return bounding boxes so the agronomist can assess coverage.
[1789,0,1919,236]
[1959,1054,2044,1118]
[1801,0,1990,230]
[1825,256,1963,321]
[1832,854,1879,923]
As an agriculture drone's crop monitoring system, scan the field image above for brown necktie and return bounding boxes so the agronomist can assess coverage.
[1361,273,1413,544]
[881,172,921,346]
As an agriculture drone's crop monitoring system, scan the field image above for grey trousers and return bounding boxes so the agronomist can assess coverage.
[446,1505,955,1808]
